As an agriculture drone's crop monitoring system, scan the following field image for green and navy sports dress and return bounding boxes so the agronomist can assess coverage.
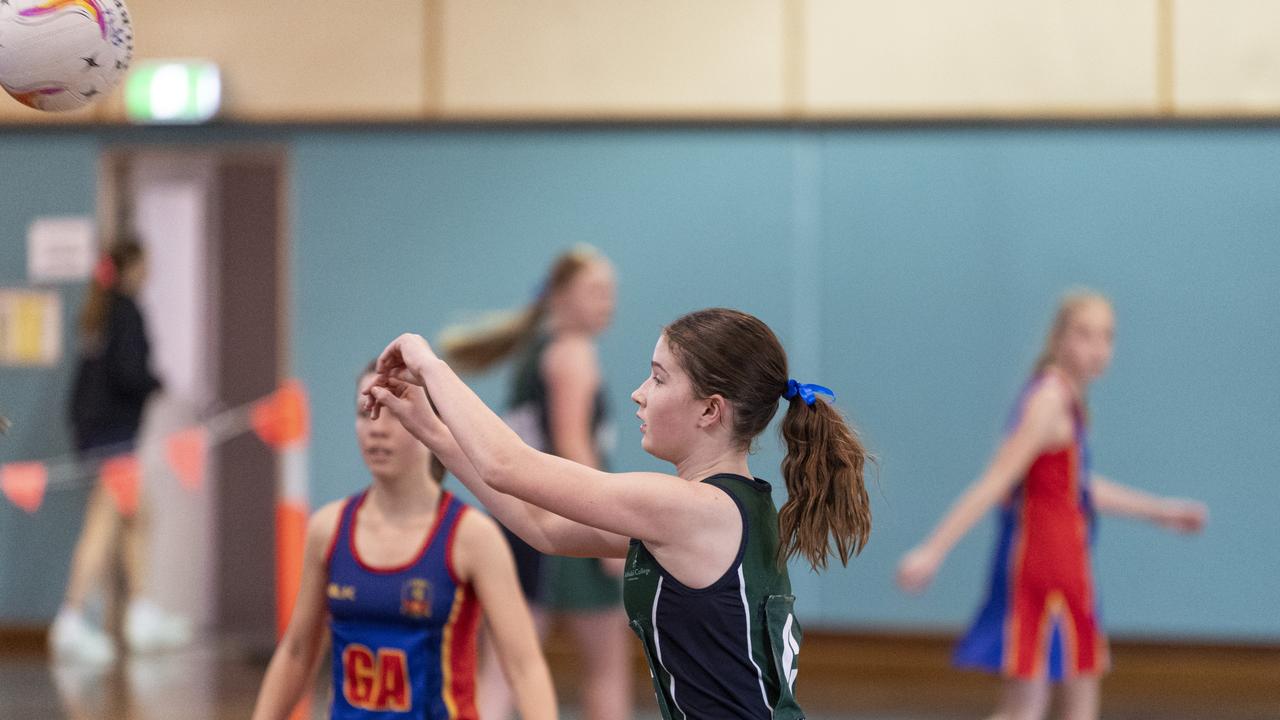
[623,474,806,720]
[504,333,620,611]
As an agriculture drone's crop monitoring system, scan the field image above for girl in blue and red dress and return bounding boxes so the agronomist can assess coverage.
[898,291,1207,720]
[251,363,555,720]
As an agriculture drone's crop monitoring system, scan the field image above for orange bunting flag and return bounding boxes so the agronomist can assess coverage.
[101,454,141,517]
[252,379,311,449]
[166,427,208,492]
[1,462,49,514]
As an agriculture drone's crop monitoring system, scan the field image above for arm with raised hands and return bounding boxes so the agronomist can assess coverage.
[374,376,627,558]
[896,379,1072,594]
[1091,474,1206,533]
[365,334,737,560]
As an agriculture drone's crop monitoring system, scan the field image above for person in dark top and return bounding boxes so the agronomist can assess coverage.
[366,307,875,719]
[50,238,190,664]
[68,241,162,451]
[441,246,631,720]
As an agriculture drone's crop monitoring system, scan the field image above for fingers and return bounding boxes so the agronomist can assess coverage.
[374,336,409,376]
[367,385,406,418]
[365,383,405,420]
[391,367,421,384]
[1163,499,1208,534]
[384,376,426,402]
[896,571,924,595]
[1184,503,1208,533]
[895,549,938,595]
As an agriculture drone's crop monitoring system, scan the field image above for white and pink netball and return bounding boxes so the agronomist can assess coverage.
[0,0,133,112]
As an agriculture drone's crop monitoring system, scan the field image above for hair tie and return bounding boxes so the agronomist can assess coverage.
[93,255,118,289]
[784,379,836,407]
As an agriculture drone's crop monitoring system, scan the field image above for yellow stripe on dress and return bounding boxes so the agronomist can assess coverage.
[440,586,466,718]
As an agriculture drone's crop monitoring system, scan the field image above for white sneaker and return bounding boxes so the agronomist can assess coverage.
[49,608,117,665]
[125,599,192,653]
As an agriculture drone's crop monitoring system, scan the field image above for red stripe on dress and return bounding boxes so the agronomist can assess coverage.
[440,585,481,719]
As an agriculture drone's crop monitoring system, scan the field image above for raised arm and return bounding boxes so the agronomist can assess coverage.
[366,334,736,555]
[373,377,630,558]
[897,379,1071,593]
[1091,474,1206,532]
[251,502,340,720]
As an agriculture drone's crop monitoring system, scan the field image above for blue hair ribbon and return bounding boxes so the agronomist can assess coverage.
[784,379,836,406]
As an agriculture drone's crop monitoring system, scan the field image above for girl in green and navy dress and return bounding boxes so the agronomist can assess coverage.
[366,307,874,719]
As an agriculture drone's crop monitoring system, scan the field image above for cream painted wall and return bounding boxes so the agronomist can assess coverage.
[1174,0,1280,114]
[438,0,788,117]
[803,0,1159,116]
[2,1,1279,122]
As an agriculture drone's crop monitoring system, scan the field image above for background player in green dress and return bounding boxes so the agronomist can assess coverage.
[441,246,631,720]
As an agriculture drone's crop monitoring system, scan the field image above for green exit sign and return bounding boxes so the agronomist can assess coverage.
[125,61,221,124]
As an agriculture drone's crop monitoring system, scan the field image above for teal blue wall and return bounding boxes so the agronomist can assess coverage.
[1,125,1276,640]
[0,136,98,622]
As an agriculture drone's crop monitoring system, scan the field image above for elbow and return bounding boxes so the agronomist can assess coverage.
[481,444,526,495]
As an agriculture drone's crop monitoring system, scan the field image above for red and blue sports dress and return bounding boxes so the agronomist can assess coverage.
[326,490,481,718]
[954,372,1110,681]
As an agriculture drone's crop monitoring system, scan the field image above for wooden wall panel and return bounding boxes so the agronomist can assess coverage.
[6,1,1280,122]
[803,0,1160,116]
[93,0,430,122]
[438,0,788,117]
[1174,0,1280,114]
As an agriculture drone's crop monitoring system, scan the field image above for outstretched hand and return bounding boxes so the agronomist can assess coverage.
[896,545,943,595]
[363,333,438,419]
[366,376,450,449]
[1155,498,1208,534]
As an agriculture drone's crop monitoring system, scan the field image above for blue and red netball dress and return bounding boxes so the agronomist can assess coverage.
[954,373,1110,681]
[326,490,481,718]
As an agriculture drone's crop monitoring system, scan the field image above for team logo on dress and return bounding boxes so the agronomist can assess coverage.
[624,552,650,579]
[328,583,356,601]
[400,578,431,618]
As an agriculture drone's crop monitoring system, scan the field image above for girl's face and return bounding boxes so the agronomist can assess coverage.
[630,334,706,463]
[553,259,616,336]
[1057,299,1115,383]
[355,373,432,481]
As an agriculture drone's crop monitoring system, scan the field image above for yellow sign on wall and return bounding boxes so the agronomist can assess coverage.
[0,290,62,366]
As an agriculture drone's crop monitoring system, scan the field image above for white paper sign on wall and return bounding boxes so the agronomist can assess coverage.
[27,217,96,284]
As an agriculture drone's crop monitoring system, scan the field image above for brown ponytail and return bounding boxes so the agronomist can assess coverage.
[663,308,872,572]
[440,245,601,373]
[779,396,871,570]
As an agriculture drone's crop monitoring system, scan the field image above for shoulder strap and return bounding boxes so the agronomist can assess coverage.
[325,491,365,567]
